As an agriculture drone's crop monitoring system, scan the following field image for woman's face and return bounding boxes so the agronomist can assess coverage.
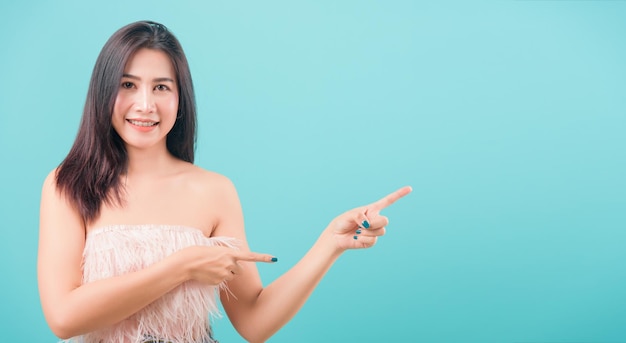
[112,48,179,152]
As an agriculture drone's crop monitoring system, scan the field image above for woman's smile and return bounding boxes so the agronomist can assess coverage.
[126,118,160,132]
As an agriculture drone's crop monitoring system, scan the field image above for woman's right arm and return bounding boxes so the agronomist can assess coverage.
[38,170,275,339]
[37,171,191,339]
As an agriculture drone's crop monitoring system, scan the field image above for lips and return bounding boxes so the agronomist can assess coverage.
[127,119,159,127]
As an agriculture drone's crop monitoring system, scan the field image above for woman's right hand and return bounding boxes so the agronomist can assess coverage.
[175,246,276,285]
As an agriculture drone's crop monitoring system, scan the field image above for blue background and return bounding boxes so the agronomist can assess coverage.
[1,1,625,342]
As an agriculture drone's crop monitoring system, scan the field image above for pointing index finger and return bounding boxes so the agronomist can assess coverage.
[235,251,278,263]
[369,186,412,212]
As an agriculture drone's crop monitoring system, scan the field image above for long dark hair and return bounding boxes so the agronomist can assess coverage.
[56,21,197,224]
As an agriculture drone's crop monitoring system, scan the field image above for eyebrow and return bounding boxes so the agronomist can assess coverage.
[122,73,175,83]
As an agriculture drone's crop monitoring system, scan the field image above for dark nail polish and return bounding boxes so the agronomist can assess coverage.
[356,229,362,234]
[271,257,278,262]
[362,221,370,229]
[353,235,358,240]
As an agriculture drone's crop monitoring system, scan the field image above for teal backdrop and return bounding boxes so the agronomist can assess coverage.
[1,1,625,342]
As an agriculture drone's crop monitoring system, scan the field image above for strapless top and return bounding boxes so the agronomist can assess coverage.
[63,224,237,343]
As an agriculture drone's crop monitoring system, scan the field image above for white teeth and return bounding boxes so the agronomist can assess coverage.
[128,119,157,127]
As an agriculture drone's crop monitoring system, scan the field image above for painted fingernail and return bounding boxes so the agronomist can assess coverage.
[362,221,370,229]
[353,235,358,240]
[271,257,278,262]
[356,229,362,234]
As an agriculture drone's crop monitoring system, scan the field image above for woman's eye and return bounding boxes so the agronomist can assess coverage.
[155,84,169,91]
[121,82,134,89]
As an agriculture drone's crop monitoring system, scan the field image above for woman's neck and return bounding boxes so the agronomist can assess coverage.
[125,144,178,177]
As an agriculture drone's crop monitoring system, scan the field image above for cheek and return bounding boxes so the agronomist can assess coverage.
[165,95,179,117]
[112,94,129,117]
[169,96,179,112]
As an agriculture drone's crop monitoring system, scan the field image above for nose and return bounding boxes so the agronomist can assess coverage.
[135,87,156,113]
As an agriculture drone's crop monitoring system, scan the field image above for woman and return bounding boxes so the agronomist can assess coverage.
[37,20,411,343]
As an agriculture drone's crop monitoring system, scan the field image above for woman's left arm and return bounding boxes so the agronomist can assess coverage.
[213,179,411,343]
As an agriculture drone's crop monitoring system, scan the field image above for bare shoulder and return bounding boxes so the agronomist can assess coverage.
[182,163,232,184]
[176,162,238,198]
[173,163,241,233]
[41,167,75,206]
[40,167,82,219]
[42,168,57,188]
[41,168,61,199]
[40,167,89,236]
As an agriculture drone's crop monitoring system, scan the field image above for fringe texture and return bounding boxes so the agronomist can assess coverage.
[63,224,237,343]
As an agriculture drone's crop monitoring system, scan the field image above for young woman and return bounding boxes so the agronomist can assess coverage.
[37,21,411,343]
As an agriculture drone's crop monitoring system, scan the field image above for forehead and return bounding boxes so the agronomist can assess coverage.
[124,48,175,78]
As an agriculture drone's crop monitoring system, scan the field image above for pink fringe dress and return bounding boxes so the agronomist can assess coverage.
[63,224,236,343]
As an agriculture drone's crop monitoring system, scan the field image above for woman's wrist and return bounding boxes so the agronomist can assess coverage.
[166,248,194,283]
[319,225,345,259]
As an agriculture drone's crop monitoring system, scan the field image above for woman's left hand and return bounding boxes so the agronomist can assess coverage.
[329,186,412,251]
